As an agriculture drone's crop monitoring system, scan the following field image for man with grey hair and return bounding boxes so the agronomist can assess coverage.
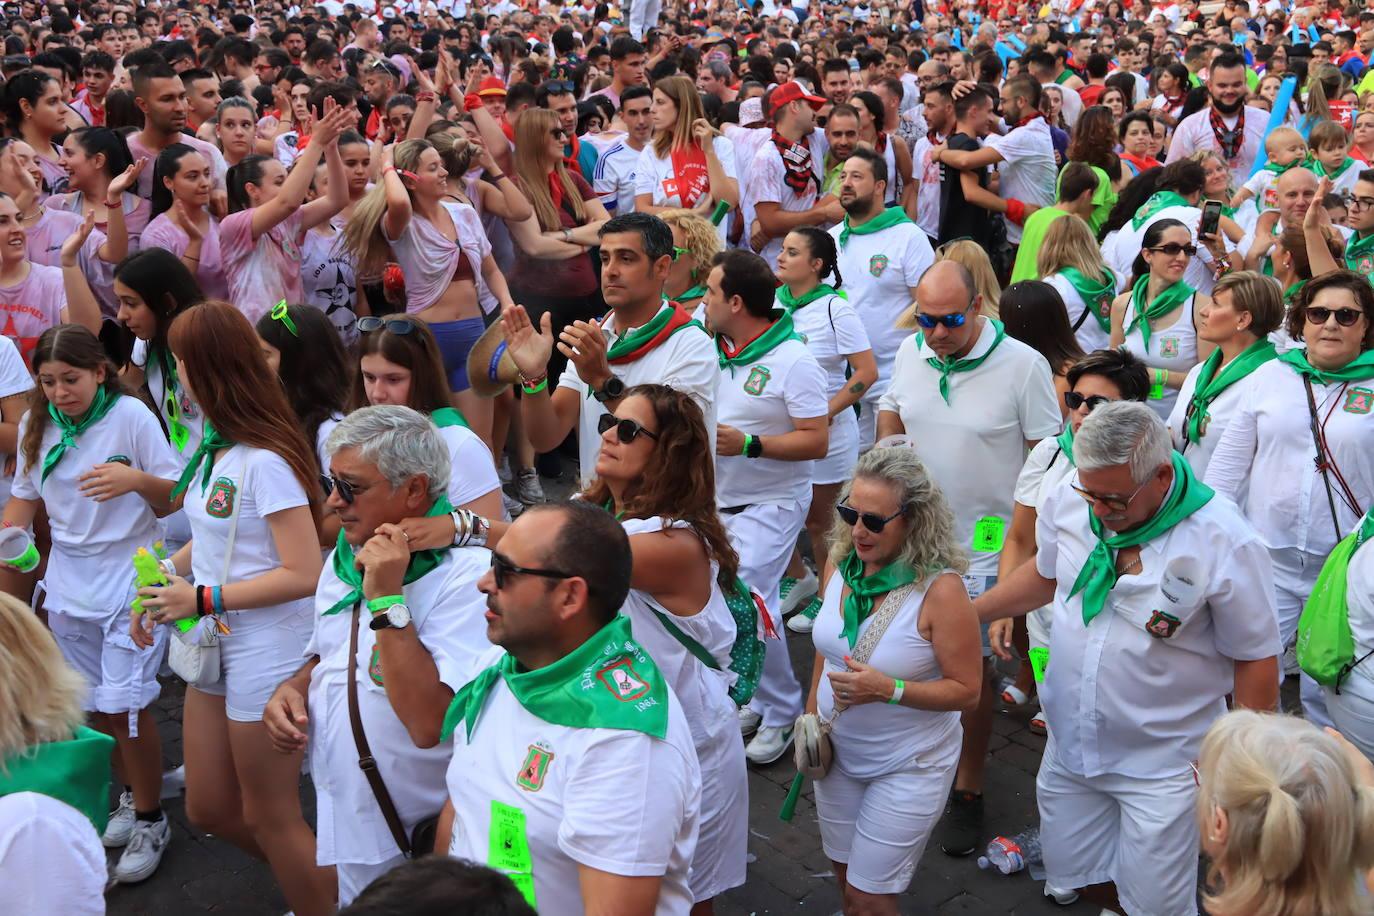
[697,59,738,103]
[262,405,493,906]
[973,401,1279,915]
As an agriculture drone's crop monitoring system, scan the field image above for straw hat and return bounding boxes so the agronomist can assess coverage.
[466,319,522,397]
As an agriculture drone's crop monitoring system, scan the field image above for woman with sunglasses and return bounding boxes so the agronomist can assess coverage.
[350,315,503,521]
[1206,269,1374,723]
[634,76,739,241]
[659,208,721,316]
[805,445,981,914]
[989,349,1151,730]
[580,383,749,912]
[131,302,333,916]
[1109,218,1215,419]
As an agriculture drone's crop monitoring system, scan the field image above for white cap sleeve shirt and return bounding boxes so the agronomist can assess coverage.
[1033,475,1281,779]
[714,337,828,508]
[0,792,107,916]
[307,546,493,867]
[435,423,501,509]
[445,676,701,915]
[132,337,206,459]
[878,322,1063,577]
[1167,360,1250,481]
[1043,272,1112,355]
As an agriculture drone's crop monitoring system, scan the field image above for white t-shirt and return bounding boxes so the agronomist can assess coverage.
[436,422,500,509]
[1164,106,1270,185]
[1043,272,1114,355]
[0,792,106,916]
[315,414,344,474]
[0,262,66,366]
[828,221,934,393]
[747,134,827,266]
[715,335,827,507]
[1013,434,1077,511]
[591,139,643,216]
[308,544,493,866]
[910,133,944,239]
[13,395,180,619]
[557,302,718,486]
[301,229,360,345]
[781,291,873,397]
[633,137,739,242]
[445,649,700,916]
[0,336,32,512]
[131,337,205,459]
[878,320,1062,577]
[1167,358,1251,480]
[985,118,1057,244]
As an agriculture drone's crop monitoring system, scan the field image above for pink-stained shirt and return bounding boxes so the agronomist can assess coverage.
[383,200,490,314]
[0,262,66,365]
[218,209,307,324]
[47,191,153,252]
[141,211,228,301]
[25,208,116,319]
[34,144,67,196]
[126,133,228,199]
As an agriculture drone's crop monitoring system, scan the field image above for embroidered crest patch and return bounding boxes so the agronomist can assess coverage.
[368,645,384,685]
[868,254,889,277]
[596,658,650,702]
[1356,256,1374,275]
[743,365,771,396]
[205,476,236,519]
[516,743,554,792]
[1344,386,1373,415]
[1145,609,1181,639]
[1157,336,1180,359]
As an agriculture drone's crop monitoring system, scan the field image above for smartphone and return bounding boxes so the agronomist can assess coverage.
[1199,199,1222,239]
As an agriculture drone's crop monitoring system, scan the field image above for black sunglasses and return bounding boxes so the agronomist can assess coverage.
[597,413,659,443]
[320,473,355,504]
[1148,243,1198,257]
[356,316,419,335]
[543,79,575,93]
[1064,391,1112,411]
[1306,306,1366,327]
[490,551,574,589]
[836,503,904,533]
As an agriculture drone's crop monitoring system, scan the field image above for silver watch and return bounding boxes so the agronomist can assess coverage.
[369,602,412,630]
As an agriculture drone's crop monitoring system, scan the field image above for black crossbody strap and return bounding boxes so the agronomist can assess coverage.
[347,602,413,857]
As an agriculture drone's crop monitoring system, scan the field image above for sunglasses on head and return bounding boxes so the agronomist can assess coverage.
[1148,243,1197,257]
[597,413,659,443]
[356,316,419,335]
[914,307,970,330]
[320,473,355,504]
[1064,391,1112,411]
[1305,306,1366,327]
[544,79,575,93]
[835,503,904,533]
[490,551,574,589]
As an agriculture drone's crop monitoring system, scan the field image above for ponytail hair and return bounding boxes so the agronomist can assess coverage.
[67,126,133,179]
[341,138,429,277]
[1129,218,1187,289]
[791,226,843,289]
[22,325,125,475]
[226,154,273,213]
[0,70,57,135]
[149,143,204,218]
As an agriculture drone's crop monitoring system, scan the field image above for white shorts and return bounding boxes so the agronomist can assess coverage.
[857,387,884,453]
[813,411,860,485]
[1326,665,1374,760]
[337,854,406,906]
[690,716,749,900]
[814,739,959,895]
[192,601,314,723]
[1038,743,1200,916]
[49,609,165,730]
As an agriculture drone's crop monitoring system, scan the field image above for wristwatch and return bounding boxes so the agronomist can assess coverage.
[745,435,764,458]
[369,602,412,631]
[592,376,626,402]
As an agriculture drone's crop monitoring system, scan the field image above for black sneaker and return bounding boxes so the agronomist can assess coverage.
[938,789,984,857]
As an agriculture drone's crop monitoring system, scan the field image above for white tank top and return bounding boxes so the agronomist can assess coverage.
[1122,291,1199,419]
[1044,271,1112,354]
[811,571,963,778]
[881,135,901,206]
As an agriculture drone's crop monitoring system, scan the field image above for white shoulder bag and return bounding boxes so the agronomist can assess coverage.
[168,466,240,688]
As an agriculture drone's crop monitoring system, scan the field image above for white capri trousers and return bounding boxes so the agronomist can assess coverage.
[1272,544,1334,726]
[49,609,166,737]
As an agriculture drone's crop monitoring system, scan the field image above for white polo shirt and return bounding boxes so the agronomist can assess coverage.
[557,302,717,486]
[1013,434,1076,511]
[878,320,1062,577]
[307,544,492,866]
[1035,474,1281,778]
[780,291,873,397]
[445,650,700,916]
[985,117,1057,244]
[715,335,828,508]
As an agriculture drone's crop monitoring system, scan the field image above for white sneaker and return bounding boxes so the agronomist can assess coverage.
[160,765,185,800]
[514,468,545,505]
[115,815,170,884]
[102,791,135,848]
[787,611,815,634]
[502,492,524,520]
[745,725,795,765]
[778,570,818,617]
[737,706,762,736]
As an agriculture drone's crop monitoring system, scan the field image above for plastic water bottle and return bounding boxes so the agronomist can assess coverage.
[976,836,1025,875]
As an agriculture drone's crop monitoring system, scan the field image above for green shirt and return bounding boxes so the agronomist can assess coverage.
[1010,207,1071,283]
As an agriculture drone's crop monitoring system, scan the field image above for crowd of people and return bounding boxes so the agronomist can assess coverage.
[3,0,1374,914]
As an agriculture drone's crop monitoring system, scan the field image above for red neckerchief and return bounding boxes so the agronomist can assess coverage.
[607,303,697,365]
[718,321,773,360]
[501,118,516,142]
[365,108,381,141]
[1209,105,1244,161]
[927,128,944,145]
[668,143,709,207]
[1014,112,1042,128]
[875,131,888,153]
[1162,93,1184,112]
[770,130,818,196]
[565,131,581,164]
[548,168,565,213]
[1121,151,1162,172]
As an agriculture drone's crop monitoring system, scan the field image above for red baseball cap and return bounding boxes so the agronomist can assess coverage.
[478,76,507,97]
[770,81,826,115]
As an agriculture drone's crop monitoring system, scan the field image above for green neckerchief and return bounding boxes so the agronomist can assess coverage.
[40,386,120,484]
[1277,347,1374,386]
[170,422,234,498]
[1055,423,1076,467]
[149,342,178,397]
[1284,279,1306,304]
[322,495,454,616]
[1069,453,1214,624]
[837,548,918,649]
[837,207,912,249]
[0,727,115,834]
[1358,506,1374,551]
[716,309,803,372]
[1183,339,1277,445]
[669,283,707,306]
[1262,155,1312,176]
[777,283,843,311]
[440,615,669,741]
[1130,191,1191,231]
[919,318,1007,405]
[1059,266,1117,334]
[1126,276,1195,351]
[1314,156,1357,181]
[431,407,469,430]
[1345,231,1374,270]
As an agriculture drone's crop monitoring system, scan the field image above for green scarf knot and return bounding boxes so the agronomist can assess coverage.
[1068,453,1214,625]
[1126,276,1194,351]
[1130,191,1192,231]
[837,207,912,249]
[170,423,234,499]
[669,283,707,306]
[919,319,1007,405]
[440,615,669,742]
[1059,266,1117,334]
[777,283,845,311]
[1277,348,1374,386]
[1055,423,1076,467]
[604,302,704,367]
[322,495,455,616]
[1183,339,1276,445]
[716,309,803,373]
[1313,156,1356,181]
[40,386,120,484]
[838,549,919,649]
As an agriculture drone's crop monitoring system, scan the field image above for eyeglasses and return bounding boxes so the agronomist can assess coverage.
[551,127,569,140]
[1306,306,1366,327]
[1064,391,1112,412]
[356,316,419,335]
[1148,243,1198,258]
[320,473,356,504]
[914,306,971,329]
[490,551,574,589]
[1070,476,1152,513]
[835,503,904,533]
[1349,196,1374,211]
[597,413,659,443]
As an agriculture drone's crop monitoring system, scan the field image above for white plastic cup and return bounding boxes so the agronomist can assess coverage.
[0,527,39,573]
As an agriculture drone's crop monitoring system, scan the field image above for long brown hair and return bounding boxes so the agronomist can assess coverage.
[579,384,740,588]
[168,302,320,519]
[513,108,586,231]
[349,318,454,414]
[651,75,706,159]
[341,138,431,276]
[22,324,122,475]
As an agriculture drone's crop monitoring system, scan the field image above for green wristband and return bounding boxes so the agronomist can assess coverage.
[366,594,405,613]
[740,434,753,457]
[887,678,905,704]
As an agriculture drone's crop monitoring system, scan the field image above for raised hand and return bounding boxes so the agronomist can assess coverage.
[106,157,148,203]
[60,210,96,268]
[172,198,203,243]
[499,305,554,379]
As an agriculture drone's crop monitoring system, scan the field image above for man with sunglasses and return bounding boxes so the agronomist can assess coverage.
[361,58,401,141]
[439,502,700,914]
[538,79,598,181]
[262,407,494,907]
[974,401,1279,916]
[877,259,1061,857]
[705,249,829,764]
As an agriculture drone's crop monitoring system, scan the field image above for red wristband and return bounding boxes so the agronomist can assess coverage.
[1006,198,1026,226]
[463,92,483,112]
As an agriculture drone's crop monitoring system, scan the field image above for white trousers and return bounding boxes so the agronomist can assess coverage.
[1271,544,1333,724]
[1326,665,1374,762]
[628,0,661,39]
